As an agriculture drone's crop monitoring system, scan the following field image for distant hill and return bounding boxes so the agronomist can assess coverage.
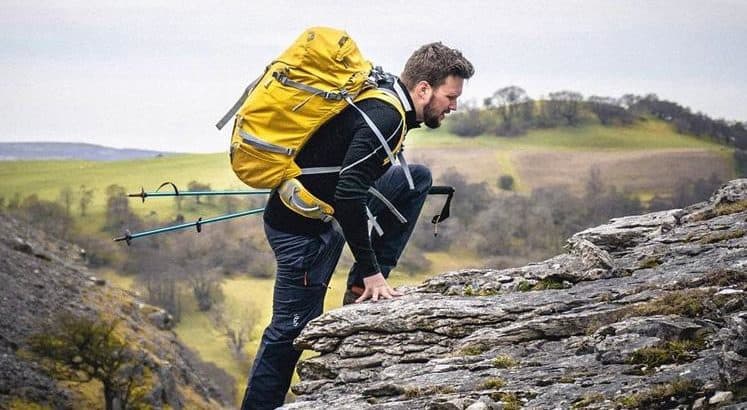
[0,142,178,161]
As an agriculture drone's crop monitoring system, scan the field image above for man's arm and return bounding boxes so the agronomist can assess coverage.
[334,101,404,301]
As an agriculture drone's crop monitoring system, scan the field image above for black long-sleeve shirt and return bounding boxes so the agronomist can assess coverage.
[263,79,419,279]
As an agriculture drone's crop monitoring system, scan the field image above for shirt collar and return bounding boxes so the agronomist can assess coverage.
[394,78,420,129]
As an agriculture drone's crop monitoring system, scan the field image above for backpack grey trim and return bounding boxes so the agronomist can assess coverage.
[340,119,403,174]
[368,187,407,224]
[216,75,261,130]
[393,80,412,112]
[238,130,295,156]
[273,72,348,101]
[366,206,384,237]
[301,166,342,175]
[396,151,415,190]
[344,96,399,167]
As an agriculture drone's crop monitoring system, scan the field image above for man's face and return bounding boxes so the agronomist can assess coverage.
[422,75,464,129]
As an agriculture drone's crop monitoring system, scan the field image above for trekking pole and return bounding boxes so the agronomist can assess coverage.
[129,182,271,203]
[113,208,265,245]
[428,186,455,237]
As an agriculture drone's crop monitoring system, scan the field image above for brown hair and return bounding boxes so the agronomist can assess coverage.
[400,42,474,90]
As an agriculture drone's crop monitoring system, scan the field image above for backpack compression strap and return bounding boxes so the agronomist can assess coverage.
[216,75,262,130]
[273,72,348,101]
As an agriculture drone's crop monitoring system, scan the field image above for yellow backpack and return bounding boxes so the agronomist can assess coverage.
[217,27,412,221]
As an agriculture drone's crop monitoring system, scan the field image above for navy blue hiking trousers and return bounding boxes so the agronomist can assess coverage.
[241,164,432,410]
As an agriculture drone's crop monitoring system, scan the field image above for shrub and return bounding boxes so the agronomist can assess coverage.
[498,175,515,191]
[27,313,146,410]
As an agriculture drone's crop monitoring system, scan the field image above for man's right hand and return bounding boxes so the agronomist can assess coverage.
[356,273,403,303]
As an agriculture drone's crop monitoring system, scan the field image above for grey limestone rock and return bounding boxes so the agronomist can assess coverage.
[281,180,747,409]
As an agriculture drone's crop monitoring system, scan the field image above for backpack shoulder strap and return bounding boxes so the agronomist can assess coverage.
[351,88,407,155]
[351,88,415,189]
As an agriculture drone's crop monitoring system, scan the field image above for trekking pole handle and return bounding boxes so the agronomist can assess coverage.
[429,186,455,196]
[428,185,455,237]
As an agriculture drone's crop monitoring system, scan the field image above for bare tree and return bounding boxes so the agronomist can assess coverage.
[19,194,74,238]
[104,184,129,233]
[187,267,223,312]
[588,96,634,126]
[218,195,241,213]
[209,302,260,362]
[487,86,531,136]
[548,91,584,125]
[58,187,74,217]
[144,271,182,321]
[187,181,212,205]
[78,185,94,217]
[446,100,486,137]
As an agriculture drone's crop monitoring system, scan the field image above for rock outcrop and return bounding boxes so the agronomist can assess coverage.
[287,180,747,409]
[0,214,226,409]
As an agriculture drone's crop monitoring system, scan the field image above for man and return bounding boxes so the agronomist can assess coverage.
[242,42,474,409]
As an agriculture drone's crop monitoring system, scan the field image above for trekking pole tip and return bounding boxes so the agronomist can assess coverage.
[127,187,147,203]
[113,230,133,246]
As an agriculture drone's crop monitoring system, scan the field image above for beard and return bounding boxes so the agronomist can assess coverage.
[423,100,445,129]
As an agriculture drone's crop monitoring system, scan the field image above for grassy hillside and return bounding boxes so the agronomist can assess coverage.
[407,116,727,150]
[0,153,241,231]
[407,119,732,195]
[0,118,732,215]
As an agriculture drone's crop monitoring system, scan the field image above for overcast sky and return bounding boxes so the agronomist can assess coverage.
[2,0,746,153]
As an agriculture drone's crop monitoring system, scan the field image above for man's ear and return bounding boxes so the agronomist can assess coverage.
[415,80,432,102]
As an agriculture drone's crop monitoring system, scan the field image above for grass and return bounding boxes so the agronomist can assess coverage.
[638,255,662,269]
[572,393,606,409]
[481,377,506,390]
[97,269,136,290]
[0,153,245,228]
[7,398,53,410]
[403,385,456,398]
[492,354,518,369]
[425,250,482,274]
[627,339,705,368]
[631,289,710,318]
[615,378,698,409]
[716,199,747,216]
[703,269,746,288]
[516,277,567,292]
[459,343,489,356]
[408,118,727,151]
[699,228,746,244]
[463,284,499,296]
[492,392,521,410]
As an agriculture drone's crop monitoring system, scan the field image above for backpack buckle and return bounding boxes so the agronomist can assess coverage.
[273,71,289,85]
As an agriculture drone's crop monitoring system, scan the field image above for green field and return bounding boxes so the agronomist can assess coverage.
[0,153,243,231]
[0,118,731,216]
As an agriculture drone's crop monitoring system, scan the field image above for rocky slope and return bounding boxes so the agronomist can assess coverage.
[287,180,747,409]
[0,214,226,409]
